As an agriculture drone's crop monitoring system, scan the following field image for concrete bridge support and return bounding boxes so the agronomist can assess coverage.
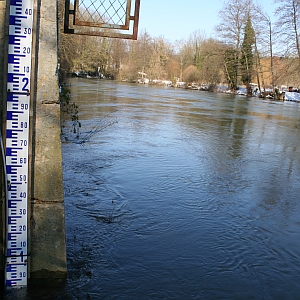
[0,0,67,283]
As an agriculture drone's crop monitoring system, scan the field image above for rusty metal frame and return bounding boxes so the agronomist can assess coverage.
[64,0,140,40]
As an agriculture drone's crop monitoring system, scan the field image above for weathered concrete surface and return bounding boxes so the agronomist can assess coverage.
[30,203,66,279]
[30,0,67,279]
[0,0,67,281]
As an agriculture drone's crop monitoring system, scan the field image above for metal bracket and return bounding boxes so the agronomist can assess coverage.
[64,0,140,40]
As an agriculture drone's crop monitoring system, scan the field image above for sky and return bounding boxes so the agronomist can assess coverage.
[138,0,277,43]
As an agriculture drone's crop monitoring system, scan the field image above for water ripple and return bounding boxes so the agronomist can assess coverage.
[59,79,300,300]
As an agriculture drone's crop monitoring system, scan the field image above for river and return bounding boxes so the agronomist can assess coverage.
[5,78,300,299]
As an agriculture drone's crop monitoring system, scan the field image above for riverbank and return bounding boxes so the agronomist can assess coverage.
[64,73,298,103]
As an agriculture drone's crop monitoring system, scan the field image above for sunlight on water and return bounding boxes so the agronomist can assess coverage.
[58,78,300,299]
[25,78,300,299]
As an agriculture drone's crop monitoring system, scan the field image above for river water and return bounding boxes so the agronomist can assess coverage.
[5,78,300,299]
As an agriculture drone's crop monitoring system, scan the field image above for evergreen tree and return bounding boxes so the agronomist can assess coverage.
[240,15,255,95]
[224,48,239,90]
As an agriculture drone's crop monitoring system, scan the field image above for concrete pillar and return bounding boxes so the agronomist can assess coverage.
[29,0,67,281]
[0,0,67,282]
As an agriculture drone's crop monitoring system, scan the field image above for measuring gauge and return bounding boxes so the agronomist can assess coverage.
[4,0,34,287]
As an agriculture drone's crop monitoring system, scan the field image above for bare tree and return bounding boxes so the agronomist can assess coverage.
[275,0,300,65]
[216,0,252,48]
[197,39,226,85]
[178,40,196,73]
[216,0,252,89]
[182,65,201,83]
[166,58,181,83]
[148,37,172,80]
[119,30,158,81]
[109,39,127,79]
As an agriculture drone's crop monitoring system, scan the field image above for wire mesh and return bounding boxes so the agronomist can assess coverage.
[64,0,140,39]
[74,0,131,28]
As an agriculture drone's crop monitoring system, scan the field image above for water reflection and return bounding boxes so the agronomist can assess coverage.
[59,79,300,299]
[4,78,299,299]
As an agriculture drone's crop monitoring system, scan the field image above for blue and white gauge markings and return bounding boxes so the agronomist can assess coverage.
[5,0,34,287]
